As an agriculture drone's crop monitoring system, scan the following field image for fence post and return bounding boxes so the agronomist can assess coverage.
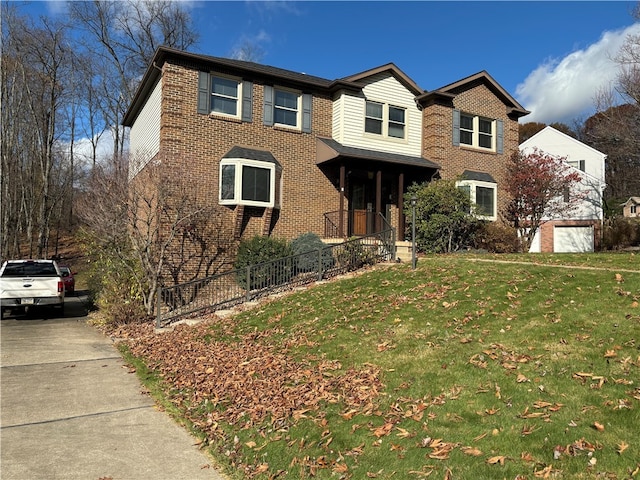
[245,265,251,302]
[317,248,323,281]
[156,286,162,329]
[390,227,397,261]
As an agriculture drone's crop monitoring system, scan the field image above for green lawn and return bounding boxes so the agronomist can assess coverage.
[121,253,640,479]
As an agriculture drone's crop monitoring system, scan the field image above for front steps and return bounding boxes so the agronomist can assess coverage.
[322,238,415,264]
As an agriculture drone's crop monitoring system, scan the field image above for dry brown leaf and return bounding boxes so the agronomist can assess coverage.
[372,422,394,438]
[593,421,605,432]
[487,455,506,465]
[333,463,349,473]
[521,452,535,463]
[617,441,629,454]
[534,464,553,478]
[516,373,529,383]
[428,449,450,460]
[461,446,483,456]
[604,349,617,358]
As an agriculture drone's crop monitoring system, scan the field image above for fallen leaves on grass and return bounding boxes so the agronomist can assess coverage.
[119,319,384,437]
[617,441,629,455]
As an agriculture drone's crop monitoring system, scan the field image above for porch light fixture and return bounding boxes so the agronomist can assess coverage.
[411,195,417,270]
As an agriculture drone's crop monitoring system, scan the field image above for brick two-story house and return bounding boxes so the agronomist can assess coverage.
[123,46,528,249]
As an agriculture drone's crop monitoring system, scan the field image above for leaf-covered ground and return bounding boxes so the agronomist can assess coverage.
[112,254,640,479]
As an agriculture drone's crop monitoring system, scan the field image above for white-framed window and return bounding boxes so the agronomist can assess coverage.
[211,75,242,118]
[459,113,495,150]
[219,158,282,208]
[567,160,586,172]
[457,180,497,220]
[364,101,406,140]
[631,205,637,214]
[274,88,300,128]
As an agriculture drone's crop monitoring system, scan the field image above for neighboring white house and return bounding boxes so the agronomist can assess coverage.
[519,126,607,253]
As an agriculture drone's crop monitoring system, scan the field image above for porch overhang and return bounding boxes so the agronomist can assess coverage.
[316,137,440,170]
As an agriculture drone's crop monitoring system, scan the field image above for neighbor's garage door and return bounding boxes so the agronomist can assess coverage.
[553,226,594,253]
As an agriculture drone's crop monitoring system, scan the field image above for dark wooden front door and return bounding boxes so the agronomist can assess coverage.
[350,176,375,236]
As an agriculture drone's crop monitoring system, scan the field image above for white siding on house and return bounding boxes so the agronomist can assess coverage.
[520,127,605,185]
[129,78,162,179]
[332,72,422,156]
[332,94,344,143]
[519,126,606,222]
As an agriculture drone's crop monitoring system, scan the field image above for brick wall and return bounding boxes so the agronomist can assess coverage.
[158,60,337,241]
[422,83,520,222]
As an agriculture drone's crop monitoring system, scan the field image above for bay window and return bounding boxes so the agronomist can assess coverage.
[219,158,281,208]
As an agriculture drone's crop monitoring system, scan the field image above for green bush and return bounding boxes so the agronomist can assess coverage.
[291,232,335,273]
[405,180,480,253]
[336,238,376,269]
[234,235,294,290]
[79,230,150,325]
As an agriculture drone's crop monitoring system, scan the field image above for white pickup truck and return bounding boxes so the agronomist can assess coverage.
[0,259,65,319]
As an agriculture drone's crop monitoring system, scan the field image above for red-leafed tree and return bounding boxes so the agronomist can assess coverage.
[505,148,584,252]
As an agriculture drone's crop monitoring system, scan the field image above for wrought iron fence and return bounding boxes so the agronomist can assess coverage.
[156,230,395,327]
[324,210,395,239]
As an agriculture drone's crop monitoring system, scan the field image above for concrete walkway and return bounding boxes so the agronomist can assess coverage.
[1,295,228,480]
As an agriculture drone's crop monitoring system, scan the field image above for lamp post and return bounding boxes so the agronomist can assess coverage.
[411,195,417,270]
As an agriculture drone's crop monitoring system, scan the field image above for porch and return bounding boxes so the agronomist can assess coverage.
[322,210,415,263]
[316,137,439,260]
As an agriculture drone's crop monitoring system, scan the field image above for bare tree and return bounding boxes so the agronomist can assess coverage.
[76,154,235,316]
[69,0,199,162]
[1,6,75,258]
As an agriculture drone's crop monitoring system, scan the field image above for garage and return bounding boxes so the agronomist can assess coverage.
[553,226,594,253]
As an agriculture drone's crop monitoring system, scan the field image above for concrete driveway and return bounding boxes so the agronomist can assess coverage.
[1,294,227,480]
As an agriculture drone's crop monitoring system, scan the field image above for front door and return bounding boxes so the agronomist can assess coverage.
[350,174,375,236]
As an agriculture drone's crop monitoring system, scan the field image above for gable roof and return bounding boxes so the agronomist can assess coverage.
[520,126,607,159]
[340,63,424,96]
[124,47,528,127]
[623,197,640,206]
[416,70,530,119]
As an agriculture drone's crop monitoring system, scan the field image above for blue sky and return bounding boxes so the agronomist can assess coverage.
[25,1,640,125]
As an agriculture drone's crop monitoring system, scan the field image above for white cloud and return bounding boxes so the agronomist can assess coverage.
[229,30,271,61]
[516,23,640,124]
